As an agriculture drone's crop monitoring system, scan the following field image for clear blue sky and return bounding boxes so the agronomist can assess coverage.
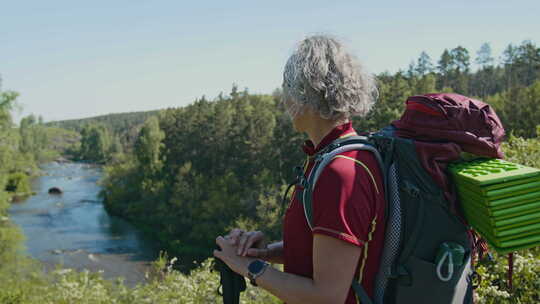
[1,1,539,124]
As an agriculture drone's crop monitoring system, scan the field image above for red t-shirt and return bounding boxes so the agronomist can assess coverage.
[283,122,386,304]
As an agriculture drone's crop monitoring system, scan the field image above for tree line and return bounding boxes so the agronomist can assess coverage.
[356,40,540,136]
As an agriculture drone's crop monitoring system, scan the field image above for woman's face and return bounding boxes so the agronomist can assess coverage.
[291,112,303,132]
[283,97,306,132]
[291,106,314,133]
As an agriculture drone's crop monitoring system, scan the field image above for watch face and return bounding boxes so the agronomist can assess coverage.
[248,260,265,274]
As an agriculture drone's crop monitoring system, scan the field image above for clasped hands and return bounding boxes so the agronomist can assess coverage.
[213,229,270,278]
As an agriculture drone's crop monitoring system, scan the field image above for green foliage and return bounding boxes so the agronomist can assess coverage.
[40,126,81,160]
[101,89,299,261]
[134,116,165,176]
[0,90,18,130]
[0,86,44,205]
[0,255,279,304]
[0,217,25,267]
[47,110,160,136]
[47,110,160,154]
[0,89,22,175]
[99,157,141,215]
[14,114,72,164]
[78,123,113,163]
[19,114,38,154]
[352,38,532,133]
[487,81,540,138]
[476,43,494,68]
[73,117,142,164]
[475,251,540,303]
[502,132,540,168]
[5,172,31,194]
[354,71,412,131]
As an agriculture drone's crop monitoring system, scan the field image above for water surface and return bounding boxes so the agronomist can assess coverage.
[8,161,160,286]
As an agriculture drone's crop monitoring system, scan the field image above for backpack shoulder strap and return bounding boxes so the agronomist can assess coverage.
[301,135,384,229]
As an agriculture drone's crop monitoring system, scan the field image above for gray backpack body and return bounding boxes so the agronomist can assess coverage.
[298,126,473,304]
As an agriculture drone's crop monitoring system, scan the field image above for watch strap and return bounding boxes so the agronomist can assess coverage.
[247,260,269,286]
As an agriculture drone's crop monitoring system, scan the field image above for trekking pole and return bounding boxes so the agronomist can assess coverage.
[214,246,246,304]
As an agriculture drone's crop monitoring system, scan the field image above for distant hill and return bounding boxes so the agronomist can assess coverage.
[46,110,161,133]
[46,110,162,149]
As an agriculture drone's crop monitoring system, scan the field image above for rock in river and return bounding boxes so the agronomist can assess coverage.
[48,187,62,194]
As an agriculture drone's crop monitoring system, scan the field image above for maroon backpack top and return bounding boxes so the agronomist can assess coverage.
[391,93,506,215]
[393,93,505,159]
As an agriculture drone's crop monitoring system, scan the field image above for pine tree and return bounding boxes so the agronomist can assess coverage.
[449,46,471,93]
[437,49,453,89]
[476,43,494,68]
[416,51,434,76]
[134,116,165,175]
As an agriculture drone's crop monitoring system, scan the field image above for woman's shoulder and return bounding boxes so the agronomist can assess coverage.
[324,150,381,176]
[320,150,384,196]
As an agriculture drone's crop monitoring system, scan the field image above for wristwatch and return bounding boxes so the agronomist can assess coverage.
[247,259,270,286]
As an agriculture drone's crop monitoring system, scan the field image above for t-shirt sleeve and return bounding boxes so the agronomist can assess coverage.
[311,155,378,247]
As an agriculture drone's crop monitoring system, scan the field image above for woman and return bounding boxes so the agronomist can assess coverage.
[214,35,385,304]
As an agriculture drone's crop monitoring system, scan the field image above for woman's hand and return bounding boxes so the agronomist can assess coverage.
[213,235,254,277]
[226,228,268,257]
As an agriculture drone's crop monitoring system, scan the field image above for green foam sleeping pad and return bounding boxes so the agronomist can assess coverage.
[456,185,540,210]
[449,158,540,186]
[449,158,540,253]
[456,179,540,200]
[459,194,540,220]
[461,203,540,236]
[472,222,540,254]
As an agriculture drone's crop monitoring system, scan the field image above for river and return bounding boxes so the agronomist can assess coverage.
[8,161,160,287]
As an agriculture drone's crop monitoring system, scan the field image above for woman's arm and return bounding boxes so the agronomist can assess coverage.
[256,241,284,264]
[214,234,361,304]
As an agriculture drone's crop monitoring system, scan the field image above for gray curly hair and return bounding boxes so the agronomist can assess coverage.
[282,35,378,120]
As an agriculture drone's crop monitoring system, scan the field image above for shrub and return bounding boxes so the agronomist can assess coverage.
[5,172,31,194]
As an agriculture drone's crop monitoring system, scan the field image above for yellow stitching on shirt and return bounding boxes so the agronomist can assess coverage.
[358,216,377,285]
[332,155,380,194]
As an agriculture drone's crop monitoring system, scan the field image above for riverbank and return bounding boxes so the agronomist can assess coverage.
[7,161,161,287]
[38,249,151,287]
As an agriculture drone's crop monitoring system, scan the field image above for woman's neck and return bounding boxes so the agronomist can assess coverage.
[306,118,348,148]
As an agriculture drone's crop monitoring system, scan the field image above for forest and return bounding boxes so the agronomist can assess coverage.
[0,40,539,303]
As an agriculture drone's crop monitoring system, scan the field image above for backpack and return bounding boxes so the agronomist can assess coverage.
[295,93,505,304]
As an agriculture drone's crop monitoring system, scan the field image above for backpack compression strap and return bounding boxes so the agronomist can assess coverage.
[299,136,384,304]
